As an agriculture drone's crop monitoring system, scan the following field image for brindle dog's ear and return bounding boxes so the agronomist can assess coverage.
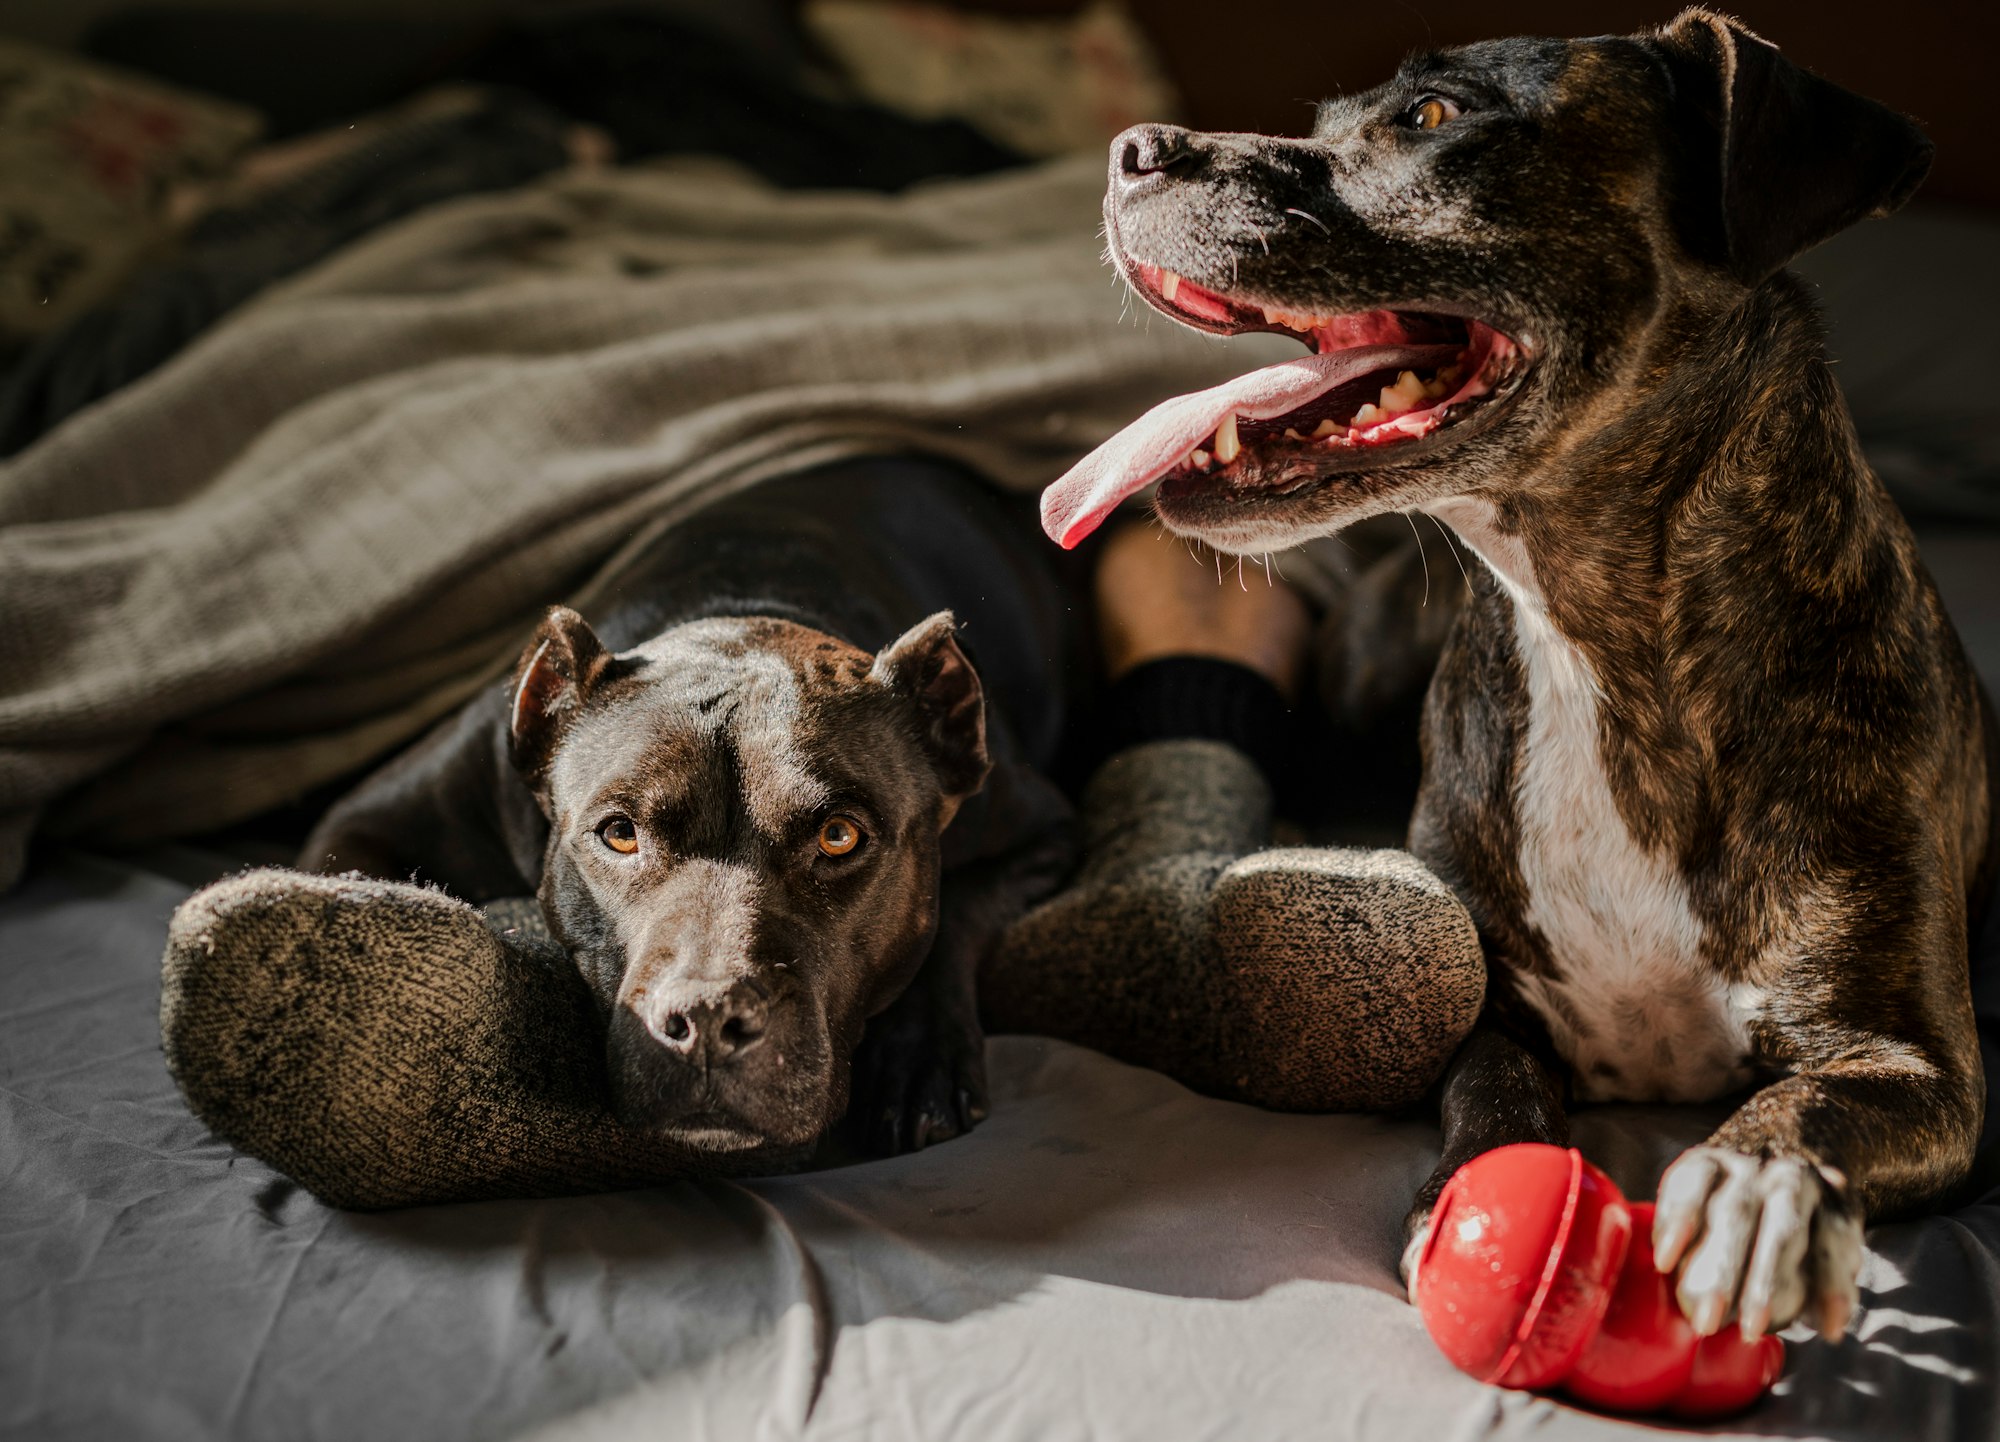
[509,605,614,785]
[1655,8,1932,285]
[869,610,992,804]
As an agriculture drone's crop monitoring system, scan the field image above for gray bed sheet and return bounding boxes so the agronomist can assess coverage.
[7,526,2000,1442]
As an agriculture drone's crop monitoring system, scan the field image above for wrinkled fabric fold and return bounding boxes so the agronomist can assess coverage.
[0,155,1282,890]
[10,847,2000,1441]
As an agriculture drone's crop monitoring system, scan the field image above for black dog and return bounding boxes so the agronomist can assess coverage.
[1044,10,1990,1341]
[304,460,1074,1155]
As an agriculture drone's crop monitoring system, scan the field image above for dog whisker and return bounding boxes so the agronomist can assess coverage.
[1425,512,1473,593]
[1283,207,1332,238]
[1403,509,1431,608]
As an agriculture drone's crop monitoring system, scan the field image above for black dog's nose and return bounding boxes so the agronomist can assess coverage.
[649,984,768,1062]
[1113,123,1204,194]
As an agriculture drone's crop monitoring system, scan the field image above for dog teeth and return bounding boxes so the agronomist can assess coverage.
[1260,305,1338,332]
[1421,364,1463,401]
[1190,447,1210,468]
[1212,412,1241,463]
[1379,370,1432,416]
[1200,353,1474,447]
[1162,271,1182,302]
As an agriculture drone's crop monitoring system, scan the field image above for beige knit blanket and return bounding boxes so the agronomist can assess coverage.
[0,154,1283,890]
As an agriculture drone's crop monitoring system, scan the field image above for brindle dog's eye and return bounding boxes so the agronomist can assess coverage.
[598,817,639,854]
[1409,96,1461,130]
[817,816,864,858]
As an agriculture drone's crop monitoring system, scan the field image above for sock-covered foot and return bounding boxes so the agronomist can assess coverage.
[1207,847,1482,1110]
[985,740,1483,1111]
[981,740,1266,1095]
[161,868,802,1209]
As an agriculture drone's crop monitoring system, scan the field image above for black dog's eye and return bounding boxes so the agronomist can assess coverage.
[1407,96,1462,130]
[598,816,639,855]
[817,815,864,858]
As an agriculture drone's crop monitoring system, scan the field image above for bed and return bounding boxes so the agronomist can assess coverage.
[7,810,2000,1441]
[5,12,2000,1440]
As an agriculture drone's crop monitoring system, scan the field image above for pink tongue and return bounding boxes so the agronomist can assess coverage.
[1041,343,1456,548]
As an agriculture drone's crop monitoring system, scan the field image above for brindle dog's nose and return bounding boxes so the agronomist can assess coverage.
[649,982,768,1062]
[1113,123,1204,195]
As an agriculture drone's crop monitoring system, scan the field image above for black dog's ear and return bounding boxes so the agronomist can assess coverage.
[869,611,992,805]
[509,605,614,784]
[1655,8,1932,285]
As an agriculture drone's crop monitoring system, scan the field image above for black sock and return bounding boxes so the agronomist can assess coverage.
[1095,656,1296,785]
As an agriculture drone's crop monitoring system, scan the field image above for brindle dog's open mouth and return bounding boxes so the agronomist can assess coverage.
[1040,259,1532,548]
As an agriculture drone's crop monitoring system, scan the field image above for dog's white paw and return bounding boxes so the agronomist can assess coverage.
[1652,1145,1863,1339]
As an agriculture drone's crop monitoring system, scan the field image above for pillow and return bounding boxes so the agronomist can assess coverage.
[801,0,1182,157]
[0,39,259,339]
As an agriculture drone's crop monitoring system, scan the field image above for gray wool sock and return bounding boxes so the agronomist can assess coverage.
[983,742,1258,1094]
[1206,847,1484,1108]
[161,869,804,1209]
[985,740,1484,1111]
[1074,739,1275,875]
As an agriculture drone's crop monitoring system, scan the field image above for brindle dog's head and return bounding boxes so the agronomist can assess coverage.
[507,607,990,1150]
[1049,9,1931,553]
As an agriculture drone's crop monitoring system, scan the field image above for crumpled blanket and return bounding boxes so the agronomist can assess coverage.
[0,153,1284,891]
[0,88,581,460]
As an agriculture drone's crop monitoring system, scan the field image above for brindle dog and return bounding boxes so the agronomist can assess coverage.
[1041,10,1992,1341]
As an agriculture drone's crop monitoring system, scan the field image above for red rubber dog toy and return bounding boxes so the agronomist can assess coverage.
[1413,1144,1785,1418]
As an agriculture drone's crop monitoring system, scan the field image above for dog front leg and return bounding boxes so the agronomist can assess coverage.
[301,689,544,901]
[1653,1055,1980,1339]
[850,769,1076,1155]
[849,914,989,1156]
[1400,1023,1570,1292]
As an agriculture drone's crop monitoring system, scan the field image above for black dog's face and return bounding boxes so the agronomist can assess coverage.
[509,608,989,1150]
[1043,11,1931,554]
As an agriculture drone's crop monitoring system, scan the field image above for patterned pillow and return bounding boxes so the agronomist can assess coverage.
[0,39,259,339]
[802,0,1183,158]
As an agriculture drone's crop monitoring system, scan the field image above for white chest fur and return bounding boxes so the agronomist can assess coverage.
[1426,501,1757,1104]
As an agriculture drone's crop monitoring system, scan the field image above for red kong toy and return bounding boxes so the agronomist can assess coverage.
[1412,1144,1785,1419]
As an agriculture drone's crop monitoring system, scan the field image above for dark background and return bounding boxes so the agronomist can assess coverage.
[2,0,1993,207]
[1004,0,2000,209]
